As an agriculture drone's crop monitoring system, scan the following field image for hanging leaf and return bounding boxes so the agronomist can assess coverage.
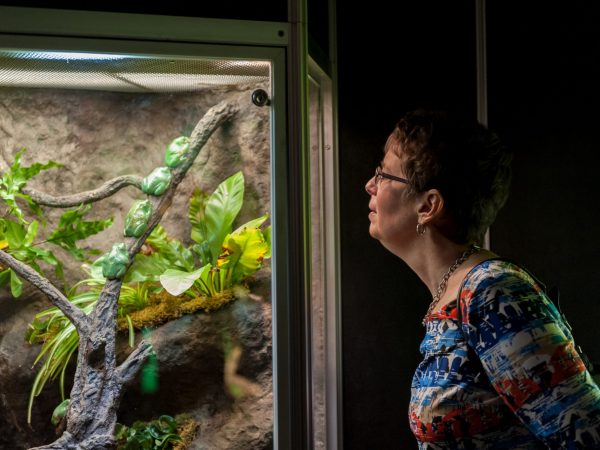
[10,270,23,297]
[0,269,9,287]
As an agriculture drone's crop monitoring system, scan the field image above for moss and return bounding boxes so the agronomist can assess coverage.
[173,414,200,450]
[118,289,236,331]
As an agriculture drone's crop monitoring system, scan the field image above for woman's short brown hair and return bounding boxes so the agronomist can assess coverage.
[385,109,512,244]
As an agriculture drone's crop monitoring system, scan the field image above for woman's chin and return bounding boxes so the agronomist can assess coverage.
[368,224,380,240]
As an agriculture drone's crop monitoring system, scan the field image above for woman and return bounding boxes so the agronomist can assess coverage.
[365,109,600,449]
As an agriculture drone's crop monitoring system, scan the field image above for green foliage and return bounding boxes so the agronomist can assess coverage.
[0,205,112,297]
[160,172,270,298]
[0,152,112,297]
[197,171,245,265]
[0,148,62,223]
[116,415,182,450]
[25,171,270,423]
[47,205,113,260]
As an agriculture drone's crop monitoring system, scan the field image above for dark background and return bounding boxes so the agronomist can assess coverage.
[1,1,600,449]
[338,2,600,448]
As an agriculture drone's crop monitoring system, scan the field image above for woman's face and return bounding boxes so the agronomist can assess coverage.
[365,149,418,254]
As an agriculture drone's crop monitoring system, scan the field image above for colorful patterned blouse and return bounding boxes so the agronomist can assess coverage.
[410,259,600,449]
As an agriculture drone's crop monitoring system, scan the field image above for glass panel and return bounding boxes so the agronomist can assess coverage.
[308,60,340,450]
[0,49,273,449]
[309,74,326,450]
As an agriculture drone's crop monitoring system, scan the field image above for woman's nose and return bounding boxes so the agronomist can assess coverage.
[365,176,376,195]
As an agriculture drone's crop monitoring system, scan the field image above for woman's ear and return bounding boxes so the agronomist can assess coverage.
[416,189,444,225]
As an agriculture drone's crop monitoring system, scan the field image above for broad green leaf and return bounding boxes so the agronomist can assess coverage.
[231,213,269,235]
[159,266,207,296]
[3,219,26,249]
[219,227,269,284]
[10,270,23,297]
[204,171,245,265]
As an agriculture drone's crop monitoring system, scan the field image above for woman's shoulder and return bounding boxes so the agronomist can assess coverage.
[461,257,541,293]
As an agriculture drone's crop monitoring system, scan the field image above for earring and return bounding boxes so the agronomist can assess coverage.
[416,223,426,236]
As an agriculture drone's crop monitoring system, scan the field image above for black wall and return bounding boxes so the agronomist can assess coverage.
[338,2,600,449]
[337,2,477,448]
[488,3,600,373]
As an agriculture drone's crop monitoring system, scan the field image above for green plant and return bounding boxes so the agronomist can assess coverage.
[25,171,270,423]
[0,148,61,223]
[115,415,182,450]
[159,171,271,297]
[0,149,112,297]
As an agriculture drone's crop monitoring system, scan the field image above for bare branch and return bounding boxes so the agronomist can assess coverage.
[21,175,143,208]
[116,340,153,385]
[0,250,88,331]
[177,100,239,176]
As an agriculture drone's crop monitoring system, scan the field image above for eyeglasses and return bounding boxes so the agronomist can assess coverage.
[374,166,409,186]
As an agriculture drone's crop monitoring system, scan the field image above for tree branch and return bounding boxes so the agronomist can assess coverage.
[0,250,88,331]
[116,340,153,385]
[21,175,143,208]
[177,100,239,176]
[126,100,239,259]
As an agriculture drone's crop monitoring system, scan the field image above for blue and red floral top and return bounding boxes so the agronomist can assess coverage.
[410,259,600,449]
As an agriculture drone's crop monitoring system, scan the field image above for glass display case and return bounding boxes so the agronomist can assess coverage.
[0,5,340,450]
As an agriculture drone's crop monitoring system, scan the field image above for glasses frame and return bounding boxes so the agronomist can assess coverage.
[374,166,409,186]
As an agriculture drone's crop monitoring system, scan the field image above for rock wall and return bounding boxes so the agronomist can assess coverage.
[0,82,273,449]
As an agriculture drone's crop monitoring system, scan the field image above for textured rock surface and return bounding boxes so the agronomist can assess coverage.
[0,82,273,449]
[118,293,273,450]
